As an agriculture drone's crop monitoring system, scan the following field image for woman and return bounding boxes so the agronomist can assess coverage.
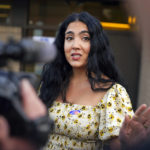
[40,12,134,150]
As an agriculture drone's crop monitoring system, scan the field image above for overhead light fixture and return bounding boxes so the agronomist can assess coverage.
[128,16,132,24]
[128,16,136,24]
[101,22,131,30]
[0,5,11,9]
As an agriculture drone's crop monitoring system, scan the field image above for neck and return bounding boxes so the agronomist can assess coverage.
[71,67,88,82]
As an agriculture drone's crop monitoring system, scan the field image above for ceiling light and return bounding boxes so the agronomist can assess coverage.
[101,22,131,30]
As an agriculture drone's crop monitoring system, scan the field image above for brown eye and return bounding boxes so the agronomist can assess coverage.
[65,36,73,41]
[82,36,90,41]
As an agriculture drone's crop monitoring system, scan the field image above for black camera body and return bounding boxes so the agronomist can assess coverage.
[0,38,55,148]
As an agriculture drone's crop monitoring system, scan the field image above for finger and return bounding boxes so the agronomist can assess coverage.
[140,107,150,124]
[120,115,130,133]
[20,79,38,102]
[119,115,130,141]
[142,107,150,129]
[134,104,147,117]
[20,79,46,119]
[0,116,9,140]
[123,115,130,127]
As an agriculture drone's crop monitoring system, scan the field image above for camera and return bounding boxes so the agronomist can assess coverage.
[0,38,56,148]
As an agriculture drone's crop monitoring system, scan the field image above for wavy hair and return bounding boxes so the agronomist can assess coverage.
[39,12,123,107]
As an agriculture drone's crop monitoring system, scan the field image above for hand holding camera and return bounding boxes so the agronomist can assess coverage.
[0,38,56,149]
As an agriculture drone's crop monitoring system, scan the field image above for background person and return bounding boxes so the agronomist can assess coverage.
[39,11,134,150]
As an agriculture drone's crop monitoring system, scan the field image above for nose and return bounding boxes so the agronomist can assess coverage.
[72,38,80,50]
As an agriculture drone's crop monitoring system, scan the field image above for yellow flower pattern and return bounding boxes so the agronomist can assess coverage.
[44,84,134,150]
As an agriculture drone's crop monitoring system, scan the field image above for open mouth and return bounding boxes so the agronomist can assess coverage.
[71,53,82,60]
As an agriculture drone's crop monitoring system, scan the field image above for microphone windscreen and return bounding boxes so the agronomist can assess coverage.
[20,38,57,63]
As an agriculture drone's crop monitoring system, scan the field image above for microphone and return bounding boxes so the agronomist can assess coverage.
[0,38,57,63]
[20,38,57,63]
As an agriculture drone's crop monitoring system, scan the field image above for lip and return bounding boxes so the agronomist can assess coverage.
[71,53,82,60]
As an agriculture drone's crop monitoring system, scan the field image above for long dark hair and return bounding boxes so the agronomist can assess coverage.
[39,12,123,107]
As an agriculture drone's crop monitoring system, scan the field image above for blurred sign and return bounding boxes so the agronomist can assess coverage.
[33,36,55,44]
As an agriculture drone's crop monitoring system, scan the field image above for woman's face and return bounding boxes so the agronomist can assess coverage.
[64,21,90,68]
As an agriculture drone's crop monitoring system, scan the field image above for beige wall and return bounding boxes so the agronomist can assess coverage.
[138,33,150,106]
[0,26,21,42]
[127,0,150,106]
[0,26,21,71]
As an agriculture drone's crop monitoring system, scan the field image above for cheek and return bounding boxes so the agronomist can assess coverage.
[64,44,71,60]
[64,45,69,59]
[64,41,71,52]
[84,44,90,54]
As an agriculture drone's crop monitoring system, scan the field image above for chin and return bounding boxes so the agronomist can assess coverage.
[72,65,81,68]
[71,64,86,69]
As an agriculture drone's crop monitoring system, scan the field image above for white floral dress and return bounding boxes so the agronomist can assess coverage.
[45,84,134,150]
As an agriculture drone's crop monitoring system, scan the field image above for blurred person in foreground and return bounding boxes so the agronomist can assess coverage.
[119,104,150,150]
[0,80,49,150]
[119,0,150,150]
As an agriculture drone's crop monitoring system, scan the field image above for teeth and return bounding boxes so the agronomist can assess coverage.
[73,55,80,57]
[71,54,81,56]
[72,54,80,56]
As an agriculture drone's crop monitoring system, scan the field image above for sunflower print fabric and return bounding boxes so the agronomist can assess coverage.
[44,84,134,150]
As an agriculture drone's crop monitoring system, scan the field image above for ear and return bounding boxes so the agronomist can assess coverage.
[0,116,9,141]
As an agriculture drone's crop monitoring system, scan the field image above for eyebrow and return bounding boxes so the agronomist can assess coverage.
[65,30,89,35]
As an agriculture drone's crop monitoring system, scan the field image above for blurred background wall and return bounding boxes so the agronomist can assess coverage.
[0,0,142,110]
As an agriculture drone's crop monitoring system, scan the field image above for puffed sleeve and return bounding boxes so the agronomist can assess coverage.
[98,84,134,141]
